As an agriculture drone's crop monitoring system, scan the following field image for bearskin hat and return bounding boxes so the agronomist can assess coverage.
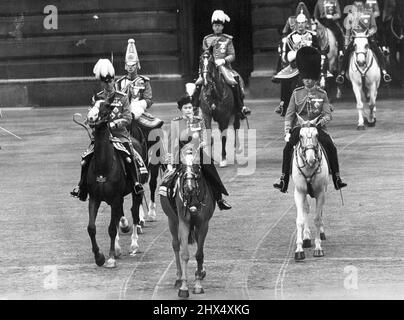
[296,46,321,80]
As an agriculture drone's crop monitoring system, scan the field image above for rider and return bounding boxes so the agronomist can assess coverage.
[273,46,347,193]
[71,59,145,201]
[314,0,345,58]
[274,2,314,115]
[193,10,251,120]
[162,87,232,211]
[274,8,322,117]
[336,0,392,84]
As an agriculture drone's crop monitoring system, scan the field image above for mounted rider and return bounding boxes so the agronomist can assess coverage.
[71,59,146,201]
[274,2,314,115]
[314,0,345,57]
[273,46,347,193]
[273,7,324,117]
[115,39,163,136]
[193,10,251,120]
[336,0,392,84]
[161,84,231,211]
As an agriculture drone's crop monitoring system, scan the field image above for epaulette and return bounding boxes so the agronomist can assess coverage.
[172,116,183,121]
[293,86,305,93]
[116,75,127,83]
[203,33,215,40]
[316,87,327,94]
[137,75,150,82]
[222,34,233,40]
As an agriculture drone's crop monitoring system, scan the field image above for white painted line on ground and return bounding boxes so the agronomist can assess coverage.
[151,258,175,300]
[119,226,169,300]
[275,229,296,300]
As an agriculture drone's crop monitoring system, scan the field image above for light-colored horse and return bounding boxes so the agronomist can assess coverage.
[347,31,381,130]
[292,115,329,261]
[160,149,215,298]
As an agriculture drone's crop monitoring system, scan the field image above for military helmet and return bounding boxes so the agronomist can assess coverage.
[296,9,308,23]
[211,10,230,25]
[125,38,141,69]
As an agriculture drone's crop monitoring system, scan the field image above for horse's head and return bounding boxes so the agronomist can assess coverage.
[86,95,115,129]
[353,31,370,67]
[297,114,321,168]
[181,148,200,213]
[200,49,216,87]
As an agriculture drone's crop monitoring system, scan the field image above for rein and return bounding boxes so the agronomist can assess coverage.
[295,142,322,183]
[354,49,374,78]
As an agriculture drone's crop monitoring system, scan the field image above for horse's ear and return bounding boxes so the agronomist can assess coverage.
[296,113,305,126]
[310,116,321,126]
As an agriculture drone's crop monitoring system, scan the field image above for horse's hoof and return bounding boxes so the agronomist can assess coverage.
[303,239,312,248]
[313,249,324,257]
[146,211,157,222]
[114,248,122,259]
[195,270,206,280]
[130,244,139,256]
[174,280,182,289]
[294,251,305,261]
[357,125,366,131]
[320,233,326,241]
[367,119,376,127]
[178,289,189,298]
[193,287,205,295]
[137,225,143,234]
[104,258,117,268]
[139,220,145,228]
[95,252,105,267]
[219,160,227,168]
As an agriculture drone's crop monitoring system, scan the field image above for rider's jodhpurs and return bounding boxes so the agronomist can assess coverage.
[201,163,229,200]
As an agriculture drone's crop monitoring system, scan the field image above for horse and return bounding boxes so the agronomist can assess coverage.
[84,98,147,267]
[315,21,343,100]
[384,11,404,86]
[346,31,381,130]
[292,115,329,261]
[198,50,241,168]
[160,148,215,298]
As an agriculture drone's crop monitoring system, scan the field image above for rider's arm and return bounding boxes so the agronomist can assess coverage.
[369,15,378,36]
[142,81,153,109]
[111,96,132,128]
[224,39,236,64]
[318,92,332,127]
[284,91,297,135]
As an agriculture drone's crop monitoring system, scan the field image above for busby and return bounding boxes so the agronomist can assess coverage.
[211,10,230,25]
[93,59,115,82]
[296,46,321,80]
[125,38,140,69]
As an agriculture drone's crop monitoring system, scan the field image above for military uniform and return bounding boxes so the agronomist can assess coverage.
[115,75,153,109]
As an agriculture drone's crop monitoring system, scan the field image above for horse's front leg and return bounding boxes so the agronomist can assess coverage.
[130,192,143,256]
[178,215,191,298]
[234,116,242,154]
[313,192,326,257]
[168,214,182,288]
[219,128,228,168]
[193,222,208,295]
[302,197,312,249]
[352,80,366,130]
[105,199,122,268]
[146,164,159,222]
[294,191,306,261]
[367,82,378,126]
[88,198,105,267]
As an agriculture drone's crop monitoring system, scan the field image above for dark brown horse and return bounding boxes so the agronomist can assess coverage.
[198,50,241,168]
[160,149,215,298]
[85,98,146,267]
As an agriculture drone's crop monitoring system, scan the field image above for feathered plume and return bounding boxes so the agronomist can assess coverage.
[93,59,115,80]
[211,10,230,24]
[185,83,196,97]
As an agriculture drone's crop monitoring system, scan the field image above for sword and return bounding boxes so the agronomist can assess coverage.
[339,189,345,206]
[0,126,22,140]
[73,113,93,141]
[245,116,250,130]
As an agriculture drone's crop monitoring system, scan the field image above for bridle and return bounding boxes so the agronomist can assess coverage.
[353,35,374,76]
[87,100,114,129]
[296,126,322,182]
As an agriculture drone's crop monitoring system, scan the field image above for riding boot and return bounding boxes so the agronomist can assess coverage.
[273,142,293,193]
[336,44,353,84]
[320,137,347,190]
[233,77,251,118]
[371,41,392,83]
[70,160,90,201]
[123,142,144,194]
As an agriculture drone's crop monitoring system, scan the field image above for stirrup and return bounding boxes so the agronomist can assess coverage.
[70,186,80,197]
[336,74,345,85]
[274,103,283,114]
[242,106,251,116]
[273,178,288,193]
[383,73,392,83]
[134,182,144,195]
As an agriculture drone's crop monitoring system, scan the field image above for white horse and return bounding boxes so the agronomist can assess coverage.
[292,115,329,261]
[347,31,381,130]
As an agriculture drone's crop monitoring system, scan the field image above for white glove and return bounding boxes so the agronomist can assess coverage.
[215,59,226,67]
[287,51,297,63]
[109,121,116,129]
[167,164,174,172]
[320,76,326,89]
[130,100,147,119]
[285,133,291,142]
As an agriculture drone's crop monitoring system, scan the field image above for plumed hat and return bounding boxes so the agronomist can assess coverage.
[93,59,115,81]
[295,2,311,21]
[211,10,230,25]
[296,46,321,80]
[177,83,197,109]
[125,38,140,69]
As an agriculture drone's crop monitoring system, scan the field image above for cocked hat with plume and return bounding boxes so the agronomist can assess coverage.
[211,10,230,25]
[93,59,115,82]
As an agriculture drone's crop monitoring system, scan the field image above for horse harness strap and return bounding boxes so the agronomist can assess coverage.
[354,50,374,78]
[295,144,322,183]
